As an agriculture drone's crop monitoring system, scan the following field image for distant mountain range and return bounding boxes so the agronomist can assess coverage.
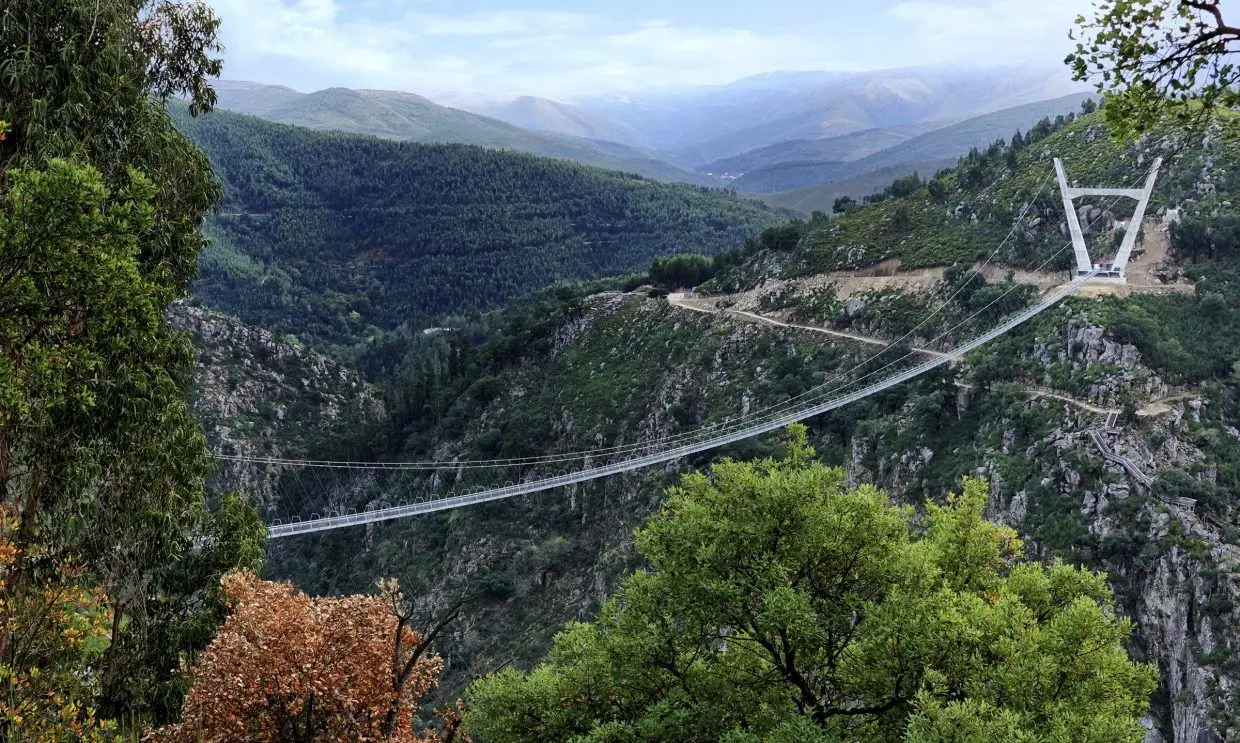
[211,66,1092,210]
[210,81,709,185]
[560,66,1088,164]
[725,92,1094,195]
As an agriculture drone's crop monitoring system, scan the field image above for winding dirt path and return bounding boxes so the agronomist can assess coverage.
[667,291,1124,417]
[669,292,946,355]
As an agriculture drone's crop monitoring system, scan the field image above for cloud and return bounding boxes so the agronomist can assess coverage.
[410,10,593,38]
[204,0,1093,98]
[886,0,1092,63]
[206,0,848,97]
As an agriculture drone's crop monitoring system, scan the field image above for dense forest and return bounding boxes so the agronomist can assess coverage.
[173,106,787,347]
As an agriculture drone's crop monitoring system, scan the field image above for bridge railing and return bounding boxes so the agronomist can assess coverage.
[266,272,1097,539]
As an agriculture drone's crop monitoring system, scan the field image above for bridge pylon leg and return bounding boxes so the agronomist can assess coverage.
[1053,157,1162,283]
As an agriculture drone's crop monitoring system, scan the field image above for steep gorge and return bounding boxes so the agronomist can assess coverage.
[184,107,1240,741]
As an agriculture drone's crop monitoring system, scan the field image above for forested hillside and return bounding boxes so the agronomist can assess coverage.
[172,106,786,347]
[227,105,1240,741]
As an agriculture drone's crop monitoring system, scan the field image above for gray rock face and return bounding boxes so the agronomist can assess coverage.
[844,298,869,317]
[1136,542,1234,743]
[1067,322,1141,369]
[859,310,1237,741]
[1077,204,1118,232]
[170,302,383,507]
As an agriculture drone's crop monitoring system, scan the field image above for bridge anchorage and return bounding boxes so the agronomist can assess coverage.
[1054,156,1162,283]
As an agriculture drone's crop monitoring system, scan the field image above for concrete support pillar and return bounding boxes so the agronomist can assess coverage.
[1054,158,1094,275]
[1053,157,1162,282]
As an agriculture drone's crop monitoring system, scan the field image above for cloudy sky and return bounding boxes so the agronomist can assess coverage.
[206,0,1099,99]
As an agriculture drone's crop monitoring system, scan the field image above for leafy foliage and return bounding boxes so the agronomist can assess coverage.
[0,0,266,724]
[1067,1,1240,140]
[0,505,114,741]
[466,428,1156,742]
[151,572,467,743]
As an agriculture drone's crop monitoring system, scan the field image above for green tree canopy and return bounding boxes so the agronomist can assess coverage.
[650,254,719,289]
[1068,0,1240,139]
[0,0,265,725]
[466,426,1156,743]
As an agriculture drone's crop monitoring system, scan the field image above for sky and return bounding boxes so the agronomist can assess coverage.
[205,0,1100,100]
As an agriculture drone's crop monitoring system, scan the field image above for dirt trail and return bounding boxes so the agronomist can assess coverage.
[668,218,1203,418]
[669,291,1120,415]
[670,288,1192,419]
[671,292,944,355]
[1072,218,1195,298]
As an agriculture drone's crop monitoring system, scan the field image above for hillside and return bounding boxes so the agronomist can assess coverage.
[764,112,1238,278]
[700,122,940,177]
[223,109,1240,742]
[728,93,1094,195]
[762,158,957,213]
[170,301,383,506]
[210,81,709,184]
[171,106,787,347]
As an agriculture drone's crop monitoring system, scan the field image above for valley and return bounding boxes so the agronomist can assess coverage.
[212,68,1096,211]
[187,102,1240,742]
[7,2,1240,740]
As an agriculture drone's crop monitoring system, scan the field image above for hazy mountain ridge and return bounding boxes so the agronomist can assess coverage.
[209,80,712,185]
[700,122,942,176]
[733,92,1094,196]
[434,92,648,148]
[214,69,1090,200]
[762,158,959,213]
[572,66,1090,163]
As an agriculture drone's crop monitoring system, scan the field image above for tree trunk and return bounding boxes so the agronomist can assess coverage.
[0,428,11,504]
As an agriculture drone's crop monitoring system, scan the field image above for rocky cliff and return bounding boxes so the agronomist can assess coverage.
[170,302,383,508]
[189,107,1240,740]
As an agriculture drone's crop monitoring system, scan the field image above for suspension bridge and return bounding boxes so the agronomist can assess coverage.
[221,160,1162,539]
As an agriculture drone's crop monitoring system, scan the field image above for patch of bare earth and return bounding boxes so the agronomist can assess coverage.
[692,219,1191,315]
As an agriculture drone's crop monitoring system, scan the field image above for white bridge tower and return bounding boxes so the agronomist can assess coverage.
[1053,157,1162,283]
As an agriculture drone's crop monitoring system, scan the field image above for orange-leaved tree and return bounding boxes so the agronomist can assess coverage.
[148,571,467,743]
[0,503,114,741]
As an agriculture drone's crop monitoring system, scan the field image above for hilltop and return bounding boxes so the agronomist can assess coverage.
[209,81,710,185]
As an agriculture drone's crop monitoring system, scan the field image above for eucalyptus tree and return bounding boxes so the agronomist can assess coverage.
[1068,0,1240,139]
[0,0,265,723]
